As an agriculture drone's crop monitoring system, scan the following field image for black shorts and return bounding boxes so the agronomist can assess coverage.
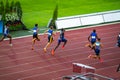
[48,36,53,43]
[33,34,39,40]
[94,48,100,56]
[118,40,120,47]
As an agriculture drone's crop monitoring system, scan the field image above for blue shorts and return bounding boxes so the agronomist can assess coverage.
[33,33,38,38]
[58,38,67,44]
[91,40,96,44]
[94,48,100,56]
[48,36,53,43]
[118,40,120,47]
[4,34,8,37]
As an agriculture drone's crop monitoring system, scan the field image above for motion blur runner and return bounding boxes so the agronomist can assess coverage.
[51,28,67,56]
[0,23,12,46]
[31,24,40,50]
[43,26,55,53]
[88,38,103,62]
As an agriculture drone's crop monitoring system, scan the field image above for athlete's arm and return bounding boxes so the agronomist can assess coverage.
[88,35,91,42]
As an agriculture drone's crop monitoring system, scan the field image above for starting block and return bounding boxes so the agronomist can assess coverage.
[73,63,96,73]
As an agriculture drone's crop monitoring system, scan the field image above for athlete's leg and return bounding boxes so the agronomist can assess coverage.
[54,41,61,51]
[36,34,40,41]
[62,39,67,48]
[94,49,103,62]
[7,34,12,44]
[31,38,36,50]
[91,40,96,49]
[51,41,61,56]
[90,49,99,59]
[0,36,5,42]
[31,34,37,50]
[44,36,53,52]
[117,64,120,72]
[118,40,120,47]
[51,39,61,55]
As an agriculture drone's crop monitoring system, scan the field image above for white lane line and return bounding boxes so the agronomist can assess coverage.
[0,31,118,58]
[0,50,119,77]
[17,58,120,80]
[0,40,117,64]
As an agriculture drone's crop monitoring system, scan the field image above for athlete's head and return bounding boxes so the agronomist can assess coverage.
[5,23,10,28]
[35,24,38,27]
[61,28,65,32]
[93,29,96,33]
[50,26,53,29]
[98,38,101,41]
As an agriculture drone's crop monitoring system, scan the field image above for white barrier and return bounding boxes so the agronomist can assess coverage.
[56,18,82,29]
[73,63,96,74]
[103,12,120,22]
[80,15,104,25]
[56,10,120,29]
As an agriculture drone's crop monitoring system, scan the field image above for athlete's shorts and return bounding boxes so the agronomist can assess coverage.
[48,36,53,43]
[91,40,96,44]
[33,33,39,40]
[58,38,67,44]
[4,34,8,37]
[94,48,100,56]
[118,40,120,47]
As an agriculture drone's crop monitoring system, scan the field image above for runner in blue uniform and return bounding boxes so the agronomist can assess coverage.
[43,26,55,53]
[86,29,99,49]
[51,28,67,55]
[88,29,98,44]
[88,38,103,62]
[0,23,12,46]
[31,24,40,50]
[117,33,120,47]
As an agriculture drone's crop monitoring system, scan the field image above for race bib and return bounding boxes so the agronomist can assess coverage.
[33,30,37,32]
[91,36,96,39]
[48,33,52,35]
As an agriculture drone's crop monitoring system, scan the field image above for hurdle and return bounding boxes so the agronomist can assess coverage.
[62,63,114,80]
[72,63,96,74]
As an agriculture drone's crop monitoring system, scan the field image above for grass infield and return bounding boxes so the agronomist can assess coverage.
[2,0,119,29]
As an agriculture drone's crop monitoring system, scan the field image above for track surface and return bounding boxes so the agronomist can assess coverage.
[0,23,120,80]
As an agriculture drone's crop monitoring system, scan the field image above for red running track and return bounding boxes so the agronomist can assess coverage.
[0,23,120,80]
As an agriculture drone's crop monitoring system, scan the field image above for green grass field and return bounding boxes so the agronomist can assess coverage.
[2,0,120,29]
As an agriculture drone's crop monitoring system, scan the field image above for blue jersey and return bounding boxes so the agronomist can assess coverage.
[118,35,120,40]
[60,30,64,39]
[47,29,53,37]
[90,32,97,41]
[95,42,101,49]
[4,26,9,35]
[33,26,38,35]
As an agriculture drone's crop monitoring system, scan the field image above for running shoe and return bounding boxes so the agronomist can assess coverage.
[51,49,55,56]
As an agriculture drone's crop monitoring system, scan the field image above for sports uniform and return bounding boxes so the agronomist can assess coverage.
[32,26,39,40]
[94,41,101,56]
[87,38,103,62]
[31,24,40,50]
[43,26,55,53]
[47,29,53,43]
[51,28,67,55]
[4,26,9,37]
[58,29,67,45]
[0,24,12,46]
[117,34,120,47]
[90,31,97,44]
